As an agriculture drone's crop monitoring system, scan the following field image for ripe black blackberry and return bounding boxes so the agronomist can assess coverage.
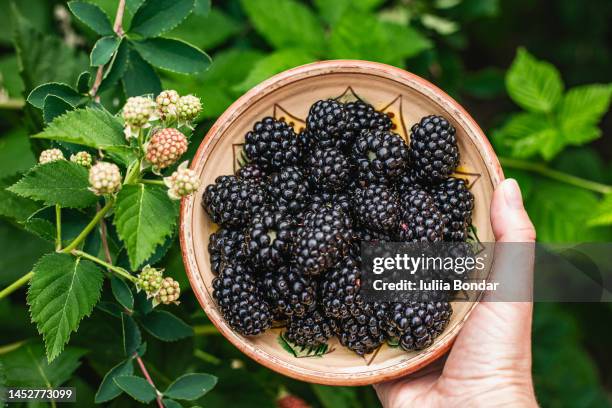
[267,166,309,214]
[308,192,351,214]
[236,163,266,181]
[335,303,388,355]
[263,265,316,318]
[352,184,400,234]
[245,210,294,270]
[410,115,459,184]
[319,255,362,319]
[298,129,316,159]
[307,147,352,192]
[352,129,409,184]
[356,227,394,242]
[244,117,301,171]
[208,227,247,274]
[285,310,336,347]
[306,99,353,150]
[386,301,452,351]
[431,177,474,241]
[399,186,445,242]
[212,262,272,336]
[294,207,353,276]
[345,101,392,135]
[202,175,267,228]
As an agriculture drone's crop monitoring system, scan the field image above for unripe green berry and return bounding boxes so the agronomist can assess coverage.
[39,148,65,164]
[122,96,157,129]
[136,266,164,296]
[70,151,92,167]
[156,90,180,120]
[176,95,202,121]
[154,277,180,305]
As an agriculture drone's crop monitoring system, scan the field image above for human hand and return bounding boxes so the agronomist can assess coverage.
[374,179,538,407]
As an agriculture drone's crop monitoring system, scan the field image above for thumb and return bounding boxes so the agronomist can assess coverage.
[490,178,536,243]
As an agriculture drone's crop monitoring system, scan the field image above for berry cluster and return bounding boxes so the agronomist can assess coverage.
[203,99,474,355]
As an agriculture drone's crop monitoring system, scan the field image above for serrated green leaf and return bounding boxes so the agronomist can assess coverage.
[121,314,141,356]
[23,216,56,241]
[27,82,81,109]
[526,181,612,242]
[506,48,564,113]
[122,47,162,97]
[28,253,105,361]
[0,175,39,221]
[313,0,385,24]
[43,95,74,123]
[0,343,85,387]
[114,184,177,270]
[68,1,114,35]
[91,36,121,66]
[8,161,97,208]
[94,358,134,403]
[32,107,125,149]
[126,0,146,14]
[168,8,241,51]
[76,71,91,94]
[164,373,217,401]
[114,375,156,403]
[558,84,612,124]
[132,37,211,74]
[241,0,325,55]
[234,48,315,93]
[329,11,431,65]
[111,275,134,310]
[98,39,130,93]
[588,194,612,227]
[492,112,557,159]
[129,0,195,38]
[140,310,193,341]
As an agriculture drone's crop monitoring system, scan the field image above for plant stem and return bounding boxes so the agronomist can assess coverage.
[193,324,220,336]
[134,355,164,408]
[124,159,142,185]
[500,157,612,195]
[0,271,34,300]
[0,98,25,109]
[71,250,137,282]
[60,199,114,253]
[140,179,166,186]
[55,205,62,251]
[0,340,26,355]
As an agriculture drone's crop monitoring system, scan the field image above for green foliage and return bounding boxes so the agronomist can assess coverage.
[114,184,177,270]
[114,375,157,403]
[91,36,122,66]
[28,253,104,361]
[132,38,211,74]
[111,276,134,311]
[68,1,114,36]
[495,49,611,160]
[589,194,612,226]
[129,0,195,38]
[94,358,134,403]
[164,373,218,400]
[8,161,97,209]
[140,310,193,341]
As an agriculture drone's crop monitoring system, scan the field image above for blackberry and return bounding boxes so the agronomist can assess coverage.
[431,177,474,241]
[399,186,445,242]
[263,265,316,318]
[294,208,353,276]
[386,301,452,351]
[298,129,316,159]
[236,163,266,181]
[208,228,247,274]
[335,303,388,355]
[319,255,362,319]
[352,184,400,234]
[267,166,309,214]
[307,147,352,192]
[306,99,353,150]
[285,310,336,347]
[212,262,272,336]
[352,129,409,184]
[244,117,301,171]
[245,210,294,270]
[409,115,459,184]
[308,192,351,214]
[356,227,394,242]
[202,175,267,228]
[345,101,392,136]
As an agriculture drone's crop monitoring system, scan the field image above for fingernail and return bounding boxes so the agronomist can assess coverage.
[503,179,523,210]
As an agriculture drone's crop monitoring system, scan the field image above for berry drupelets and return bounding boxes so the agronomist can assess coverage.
[202,99,472,357]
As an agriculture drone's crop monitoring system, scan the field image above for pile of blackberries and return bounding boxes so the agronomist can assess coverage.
[203,99,474,355]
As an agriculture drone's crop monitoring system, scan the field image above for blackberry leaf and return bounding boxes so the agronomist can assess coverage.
[163,373,218,401]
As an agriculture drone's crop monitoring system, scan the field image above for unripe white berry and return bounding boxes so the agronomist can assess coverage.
[39,148,65,164]
[122,96,157,128]
[89,161,121,195]
[164,161,199,200]
[156,90,180,120]
[154,277,180,305]
[70,151,92,167]
[145,128,188,170]
[176,95,202,121]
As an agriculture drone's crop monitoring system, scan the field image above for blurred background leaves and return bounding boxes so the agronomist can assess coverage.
[0,0,611,407]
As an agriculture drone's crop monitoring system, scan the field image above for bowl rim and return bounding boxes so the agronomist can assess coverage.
[179,59,505,386]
